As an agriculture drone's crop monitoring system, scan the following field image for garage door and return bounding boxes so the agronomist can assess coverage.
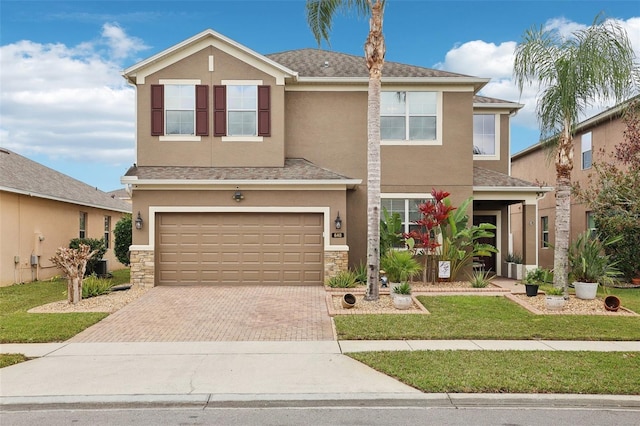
[156,212,324,286]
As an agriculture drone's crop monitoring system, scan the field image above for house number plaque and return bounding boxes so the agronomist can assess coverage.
[331,232,345,238]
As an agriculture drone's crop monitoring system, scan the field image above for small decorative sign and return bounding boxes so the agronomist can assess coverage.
[331,232,345,238]
[438,261,451,279]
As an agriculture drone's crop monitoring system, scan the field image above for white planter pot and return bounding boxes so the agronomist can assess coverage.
[545,295,566,310]
[515,265,524,281]
[508,263,516,279]
[574,281,598,300]
[393,294,413,310]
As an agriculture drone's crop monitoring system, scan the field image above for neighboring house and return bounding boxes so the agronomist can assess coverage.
[107,188,132,204]
[511,98,633,269]
[0,148,132,286]
[121,29,547,287]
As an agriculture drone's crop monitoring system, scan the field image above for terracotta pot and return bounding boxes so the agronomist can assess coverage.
[342,293,356,309]
[604,295,621,312]
[632,277,640,285]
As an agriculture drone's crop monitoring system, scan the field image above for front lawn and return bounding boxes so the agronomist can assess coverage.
[0,269,130,343]
[335,292,640,341]
[349,350,640,394]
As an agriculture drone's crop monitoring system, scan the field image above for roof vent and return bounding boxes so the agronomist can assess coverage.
[322,60,329,68]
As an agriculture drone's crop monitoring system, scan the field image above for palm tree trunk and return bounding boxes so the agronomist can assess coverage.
[553,126,574,296]
[364,0,385,301]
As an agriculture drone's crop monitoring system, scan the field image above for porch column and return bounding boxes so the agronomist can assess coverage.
[521,202,538,271]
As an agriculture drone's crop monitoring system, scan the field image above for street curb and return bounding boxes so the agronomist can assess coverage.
[2,393,639,411]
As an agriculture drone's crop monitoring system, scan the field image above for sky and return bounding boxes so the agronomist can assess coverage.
[1,1,639,191]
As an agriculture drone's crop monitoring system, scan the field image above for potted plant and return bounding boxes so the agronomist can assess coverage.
[544,286,565,310]
[569,232,622,300]
[392,282,413,310]
[504,252,516,279]
[522,268,545,297]
[512,253,524,281]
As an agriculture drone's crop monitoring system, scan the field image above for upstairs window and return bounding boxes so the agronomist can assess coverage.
[104,216,111,249]
[541,216,549,248]
[227,85,257,136]
[473,114,497,156]
[581,132,592,170]
[214,82,270,138]
[381,92,437,141]
[151,81,208,138]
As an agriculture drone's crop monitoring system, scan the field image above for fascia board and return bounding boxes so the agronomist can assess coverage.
[125,179,362,190]
[123,29,297,84]
[474,102,524,110]
[295,76,489,86]
[0,186,132,214]
[473,186,554,193]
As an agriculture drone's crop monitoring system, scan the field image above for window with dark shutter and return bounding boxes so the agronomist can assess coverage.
[195,85,209,136]
[151,85,164,136]
[213,85,226,137]
[257,85,271,137]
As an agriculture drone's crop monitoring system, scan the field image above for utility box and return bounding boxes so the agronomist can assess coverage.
[30,254,39,266]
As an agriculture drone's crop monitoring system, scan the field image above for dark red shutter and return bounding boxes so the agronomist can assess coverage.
[150,85,164,136]
[195,85,209,136]
[257,85,271,137]
[213,85,226,137]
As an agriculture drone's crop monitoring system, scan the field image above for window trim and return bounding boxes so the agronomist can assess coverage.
[381,91,443,146]
[104,216,111,249]
[79,212,87,239]
[153,79,206,140]
[216,80,270,140]
[473,113,501,161]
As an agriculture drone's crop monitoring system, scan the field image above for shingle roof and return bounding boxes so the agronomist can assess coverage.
[0,148,131,212]
[124,158,357,182]
[265,49,472,79]
[473,166,539,188]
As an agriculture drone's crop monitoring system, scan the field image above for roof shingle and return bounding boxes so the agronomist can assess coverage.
[473,166,539,188]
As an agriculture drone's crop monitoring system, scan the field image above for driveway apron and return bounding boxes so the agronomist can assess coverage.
[69,286,335,342]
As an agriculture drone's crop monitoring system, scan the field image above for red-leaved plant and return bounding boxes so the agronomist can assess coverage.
[404,189,456,283]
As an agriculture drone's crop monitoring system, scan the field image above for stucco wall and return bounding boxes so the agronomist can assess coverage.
[1,191,128,286]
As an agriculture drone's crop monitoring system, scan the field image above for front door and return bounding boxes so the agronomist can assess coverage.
[473,215,497,274]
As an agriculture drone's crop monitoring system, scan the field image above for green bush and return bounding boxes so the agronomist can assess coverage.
[392,281,412,295]
[467,269,495,288]
[69,238,106,275]
[326,270,358,288]
[596,214,640,281]
[352,262,367,284]
[381,250,422,283]
[114,214,132,266]
[82,274,115,298]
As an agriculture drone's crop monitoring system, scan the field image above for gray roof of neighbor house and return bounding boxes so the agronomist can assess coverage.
[123,158,360,186]
[0,148,131,212]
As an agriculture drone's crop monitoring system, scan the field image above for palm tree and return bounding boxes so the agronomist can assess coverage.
[513,14,638,295]
[307,0,386,300]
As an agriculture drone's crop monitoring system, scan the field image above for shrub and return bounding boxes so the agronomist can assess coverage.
[467,269,495,288]
[381,250,422,283]
[114,214,132,266]
[82,274,114,298]
[69,238,106,275]
[326,270,357,288]
[380,208,404,255]
[352,262,367,284]
[392,281,411,295]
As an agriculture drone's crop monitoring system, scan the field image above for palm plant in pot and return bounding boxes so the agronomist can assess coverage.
[522,268,546,297]
[392,281,413,310]
[568,231,622,300]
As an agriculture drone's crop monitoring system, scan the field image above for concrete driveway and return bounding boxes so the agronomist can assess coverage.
[69,285,335,342]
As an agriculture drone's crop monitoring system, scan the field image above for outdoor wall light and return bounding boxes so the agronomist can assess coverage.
[233,187,244,202]
[334,212,342,230]
[135,211,143,230]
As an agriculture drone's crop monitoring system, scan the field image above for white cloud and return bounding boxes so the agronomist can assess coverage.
[0,25,146,168]
[436,16,640,134]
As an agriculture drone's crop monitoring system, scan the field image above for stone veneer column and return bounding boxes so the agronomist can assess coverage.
[324,250,349,282]
[129,249,155,288]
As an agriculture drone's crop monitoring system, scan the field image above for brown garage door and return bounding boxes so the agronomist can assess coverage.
[156,212,324,286]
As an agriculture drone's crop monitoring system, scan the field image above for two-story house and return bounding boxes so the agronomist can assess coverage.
[121,29,546,287]
[511,98,635,269]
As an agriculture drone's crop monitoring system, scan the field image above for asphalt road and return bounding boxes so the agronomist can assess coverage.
[3,404,640,426]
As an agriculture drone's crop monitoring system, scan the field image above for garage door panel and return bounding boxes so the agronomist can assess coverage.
[157,212,323,286]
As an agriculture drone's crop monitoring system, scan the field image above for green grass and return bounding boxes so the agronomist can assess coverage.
[335,292,640,341]
[349,350,640,394]
[0,353,29,368]
[0,269,130,343]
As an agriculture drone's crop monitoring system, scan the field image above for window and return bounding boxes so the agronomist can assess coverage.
[79,212,87,239]
[150,81,208,138]
[381,198,427,236]
[104,216,111,249]
[541,216,549,248]
[214,83,270,138]
[586,211,596,237]
[473,114,496,156]
[581,132,592,169]
[381,92,437,141]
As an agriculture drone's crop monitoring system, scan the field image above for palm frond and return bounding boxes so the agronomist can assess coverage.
[306,0,372,46]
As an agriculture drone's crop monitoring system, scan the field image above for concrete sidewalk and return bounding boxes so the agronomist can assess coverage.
[2,340,640,409]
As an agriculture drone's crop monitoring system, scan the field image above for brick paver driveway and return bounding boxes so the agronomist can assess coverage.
[69,286,335,342]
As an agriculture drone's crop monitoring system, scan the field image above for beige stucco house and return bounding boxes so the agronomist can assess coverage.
[122,29,547,287]
[0,148,131,286]
[511,98,634,269]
